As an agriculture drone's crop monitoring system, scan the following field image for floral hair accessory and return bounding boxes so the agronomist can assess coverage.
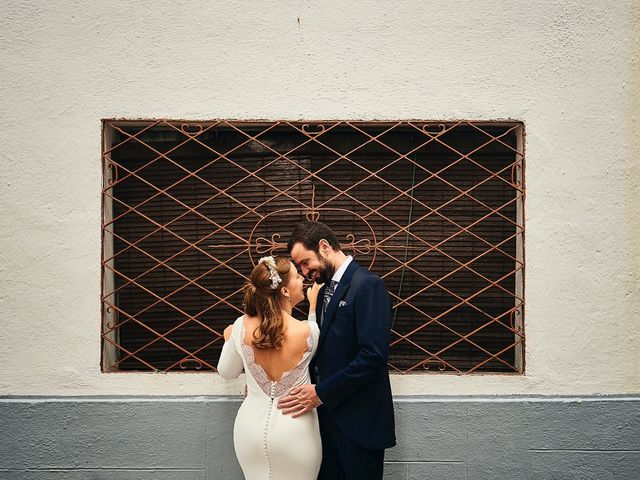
[258,256,282,290]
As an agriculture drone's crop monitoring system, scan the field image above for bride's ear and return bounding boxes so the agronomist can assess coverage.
[280,286,290,299]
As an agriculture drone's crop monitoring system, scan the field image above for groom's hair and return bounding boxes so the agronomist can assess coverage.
[287,221,341,254]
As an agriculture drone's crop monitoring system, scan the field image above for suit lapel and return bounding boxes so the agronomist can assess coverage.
[315,285,325,320]
[316,260,360,355]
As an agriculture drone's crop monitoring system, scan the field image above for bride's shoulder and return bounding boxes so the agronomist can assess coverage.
[288,316,318,339]
[231,314,248,330]
[284,316,310,334]
[224,315,248,339]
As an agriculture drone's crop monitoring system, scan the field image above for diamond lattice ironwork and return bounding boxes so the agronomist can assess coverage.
[102,120,525,373]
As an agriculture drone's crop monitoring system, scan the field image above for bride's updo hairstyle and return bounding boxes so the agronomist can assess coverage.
[243,255,293,349]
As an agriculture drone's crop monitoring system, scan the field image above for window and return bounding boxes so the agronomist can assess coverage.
[101,120,524,373]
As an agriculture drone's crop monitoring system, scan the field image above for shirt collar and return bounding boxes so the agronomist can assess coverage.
[331,255,353,284]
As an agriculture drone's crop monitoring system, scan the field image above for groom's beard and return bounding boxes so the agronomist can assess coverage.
[315,257,335,285]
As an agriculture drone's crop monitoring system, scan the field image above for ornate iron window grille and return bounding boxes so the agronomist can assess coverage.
[102,120,525,374]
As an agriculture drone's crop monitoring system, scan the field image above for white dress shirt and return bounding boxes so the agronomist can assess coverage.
[331,255,353,284]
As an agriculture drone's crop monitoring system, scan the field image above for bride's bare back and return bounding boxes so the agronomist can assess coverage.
[242,315,311,382]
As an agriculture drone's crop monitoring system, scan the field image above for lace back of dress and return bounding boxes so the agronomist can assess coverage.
[238,321,314,398]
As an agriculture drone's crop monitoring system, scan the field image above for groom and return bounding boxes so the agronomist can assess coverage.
[278,221,395,480]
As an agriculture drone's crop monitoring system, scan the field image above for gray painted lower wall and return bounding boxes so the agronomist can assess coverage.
[0,396,638,480]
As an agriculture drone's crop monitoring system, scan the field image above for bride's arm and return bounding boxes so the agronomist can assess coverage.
[306,283,322,322]
[216,324,244,379]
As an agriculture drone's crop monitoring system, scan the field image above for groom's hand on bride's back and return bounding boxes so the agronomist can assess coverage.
[278,384,321,418]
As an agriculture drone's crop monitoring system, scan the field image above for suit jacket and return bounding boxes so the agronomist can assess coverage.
[311,260,396,450]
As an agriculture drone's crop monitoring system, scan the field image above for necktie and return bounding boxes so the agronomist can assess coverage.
[320,280,339,326]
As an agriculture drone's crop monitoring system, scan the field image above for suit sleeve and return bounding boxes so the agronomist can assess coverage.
[315,274,391,409]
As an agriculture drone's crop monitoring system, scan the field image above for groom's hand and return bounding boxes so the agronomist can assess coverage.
[277,384,321,418]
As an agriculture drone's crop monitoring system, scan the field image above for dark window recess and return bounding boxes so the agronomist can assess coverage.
[102,120,525,373]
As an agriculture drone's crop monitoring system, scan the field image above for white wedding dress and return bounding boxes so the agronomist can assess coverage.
[217,314,322,480]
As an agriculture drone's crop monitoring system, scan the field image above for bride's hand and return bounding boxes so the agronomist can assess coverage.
[306,283,322,311]
[223,325,233,341]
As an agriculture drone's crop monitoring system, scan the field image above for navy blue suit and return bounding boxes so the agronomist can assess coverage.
[311,260,395,478]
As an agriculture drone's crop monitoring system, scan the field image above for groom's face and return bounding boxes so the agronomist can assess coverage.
[290,242,335,285]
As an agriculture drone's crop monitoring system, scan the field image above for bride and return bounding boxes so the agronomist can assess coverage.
[217,255,322,480]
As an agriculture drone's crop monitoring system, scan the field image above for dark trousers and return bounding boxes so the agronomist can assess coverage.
[317,409,385,480]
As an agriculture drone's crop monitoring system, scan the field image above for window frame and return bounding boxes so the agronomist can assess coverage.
[101,119,525,375]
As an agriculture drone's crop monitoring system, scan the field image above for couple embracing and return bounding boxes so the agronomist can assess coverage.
[217,221,396,479]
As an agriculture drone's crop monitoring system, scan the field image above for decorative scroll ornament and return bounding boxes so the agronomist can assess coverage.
[249,208,377,269]
[107,161,119,185]
[421,123,447,136]
[249,185,377,268]
[179,358,204,370]
[255,234,287,256]
[422,357,447,371]
[104,305,119,331]
[180,123,203,137]
[343,234,371,256]
[509,307,524,333]
[305,211,320,222]
[511,162,523,188]
[301,124,326,136]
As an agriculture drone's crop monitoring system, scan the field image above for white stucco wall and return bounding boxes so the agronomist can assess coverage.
[0,0,638,396]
